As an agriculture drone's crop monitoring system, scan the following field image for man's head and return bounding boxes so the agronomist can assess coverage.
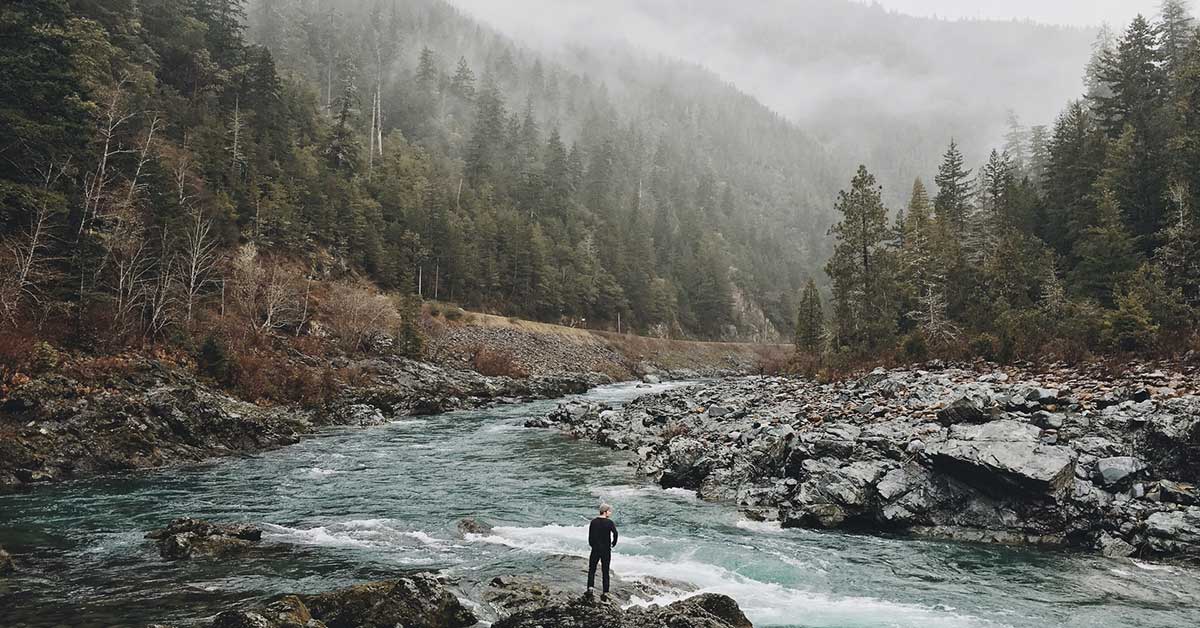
[599,503,613,518]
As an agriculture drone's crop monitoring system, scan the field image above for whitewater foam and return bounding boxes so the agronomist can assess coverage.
[471,523,1009,628]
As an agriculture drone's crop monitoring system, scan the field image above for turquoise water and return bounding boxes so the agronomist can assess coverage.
[1,381,1199,627]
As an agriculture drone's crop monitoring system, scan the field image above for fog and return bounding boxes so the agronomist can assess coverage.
[874,0,1161,26]
[445,0,1113,196]
[444,0,1102,128]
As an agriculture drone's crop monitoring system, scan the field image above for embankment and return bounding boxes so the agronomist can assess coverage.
[531,359,1200,562]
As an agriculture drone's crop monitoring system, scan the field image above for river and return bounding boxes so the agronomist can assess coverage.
[1,381,1198,627]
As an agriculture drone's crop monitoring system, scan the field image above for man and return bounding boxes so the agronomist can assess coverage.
[586,503,618,597]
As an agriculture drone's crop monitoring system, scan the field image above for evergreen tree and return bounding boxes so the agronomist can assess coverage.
[1069,189,1143,306]
[1159,0,1195,83]
[1043,102,1106,255]
[933,140,973,235]
[415,47,439,92]
[1091,15,1167,138]
[826,166,897,352]
[794,278,823,352]
[450,56,476,101]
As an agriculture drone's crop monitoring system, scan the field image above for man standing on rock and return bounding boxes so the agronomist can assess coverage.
[587,503,618,598]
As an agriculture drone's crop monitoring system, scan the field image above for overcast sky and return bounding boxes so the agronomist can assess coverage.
[871,0,1162,26]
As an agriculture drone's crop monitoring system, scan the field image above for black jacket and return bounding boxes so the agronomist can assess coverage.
[588,517,618,550]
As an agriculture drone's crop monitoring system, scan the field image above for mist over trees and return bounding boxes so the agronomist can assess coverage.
[3,0,1198,370]
[812,1,1200,361]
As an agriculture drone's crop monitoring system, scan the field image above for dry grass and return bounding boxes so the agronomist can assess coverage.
[469,345,528,378]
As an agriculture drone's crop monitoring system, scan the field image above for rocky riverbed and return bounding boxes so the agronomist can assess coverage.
[530,360,1200,561]
[0,355,608,491]
[134,517,753,628]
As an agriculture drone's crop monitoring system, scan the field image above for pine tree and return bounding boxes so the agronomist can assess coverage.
[1003,110,1028,172]
[464,77,507,185]
[1159,0,1195,83]
[1044,102,1106,255]
[450,57,476,101]
[1156,190,1200,307]
[1069,189,1142,306]
[933,140,973,235]
[1085,24,1118,105]
[325,77,361,171]
[794,278,823,352]
[826,166,897,352]
[191,0,247,68]
[1091,15,1167,138]
[899,179,957,344]
[1027,125,1052,187]
[415,47,439,92]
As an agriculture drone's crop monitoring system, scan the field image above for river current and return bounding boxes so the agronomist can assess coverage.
[1,381,1198,627]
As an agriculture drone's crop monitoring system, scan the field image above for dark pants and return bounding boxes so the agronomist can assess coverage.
[587,548,611,592]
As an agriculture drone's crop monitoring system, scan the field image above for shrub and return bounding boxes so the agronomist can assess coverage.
[1103,291,1159,352]
[902,332,929,362]
[470,346,527,378]
[968,334,1000,362]
[754,346,792,375]
[322,281,400,353]
[0,330,34,387]
[198,336,231,384]
[31,341,60,373]
[444,307,464,321]
[787,352,823,379]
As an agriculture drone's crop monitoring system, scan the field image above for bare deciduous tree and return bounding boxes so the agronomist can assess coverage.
[229,243,305,333]
[325,280,399,352]
[0,160,69,326]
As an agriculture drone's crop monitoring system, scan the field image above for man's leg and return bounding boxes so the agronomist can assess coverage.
[601,551,611,593]
[587,550,599,590]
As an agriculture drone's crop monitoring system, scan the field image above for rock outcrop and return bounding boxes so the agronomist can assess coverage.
[0,356,607,491]
[200,575,477,628]
[146,518,264,560]
[532,361,1200,561]
[157,572,749,628]
[485,574,751,628]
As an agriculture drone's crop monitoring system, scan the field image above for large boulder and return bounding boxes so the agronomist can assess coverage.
[146,518,263,560]
[927,421,1076,497]
[1141,507,1200,559]
[456,517,493,536]
[492,591,752,628]
[936,392,991,425]
[1094,456,1146,486]
[300,574,476,628]
[658,437,715,490]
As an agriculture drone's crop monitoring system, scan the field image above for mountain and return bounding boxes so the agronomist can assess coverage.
[446,0,1099,205]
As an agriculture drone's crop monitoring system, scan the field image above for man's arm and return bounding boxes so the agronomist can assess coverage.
[610,521,618,548]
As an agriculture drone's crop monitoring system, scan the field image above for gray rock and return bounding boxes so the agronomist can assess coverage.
[937,393,991,425]
[928,420,1076,496]
[1094,457,1146,486]
[146,518,263,560]
[456,517,493,536]
[1098,533,1136,558]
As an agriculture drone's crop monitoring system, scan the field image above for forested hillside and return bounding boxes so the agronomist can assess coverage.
[445,0,1099,207]
[814,2,1200,363]
[1,0,845,351]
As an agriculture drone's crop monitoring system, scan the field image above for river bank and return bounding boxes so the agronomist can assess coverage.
[0,354,608,492]
[2,381,1198,628]
[530,359,1200,562]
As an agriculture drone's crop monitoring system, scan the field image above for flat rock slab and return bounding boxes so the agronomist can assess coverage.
[929,421,1076,497]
